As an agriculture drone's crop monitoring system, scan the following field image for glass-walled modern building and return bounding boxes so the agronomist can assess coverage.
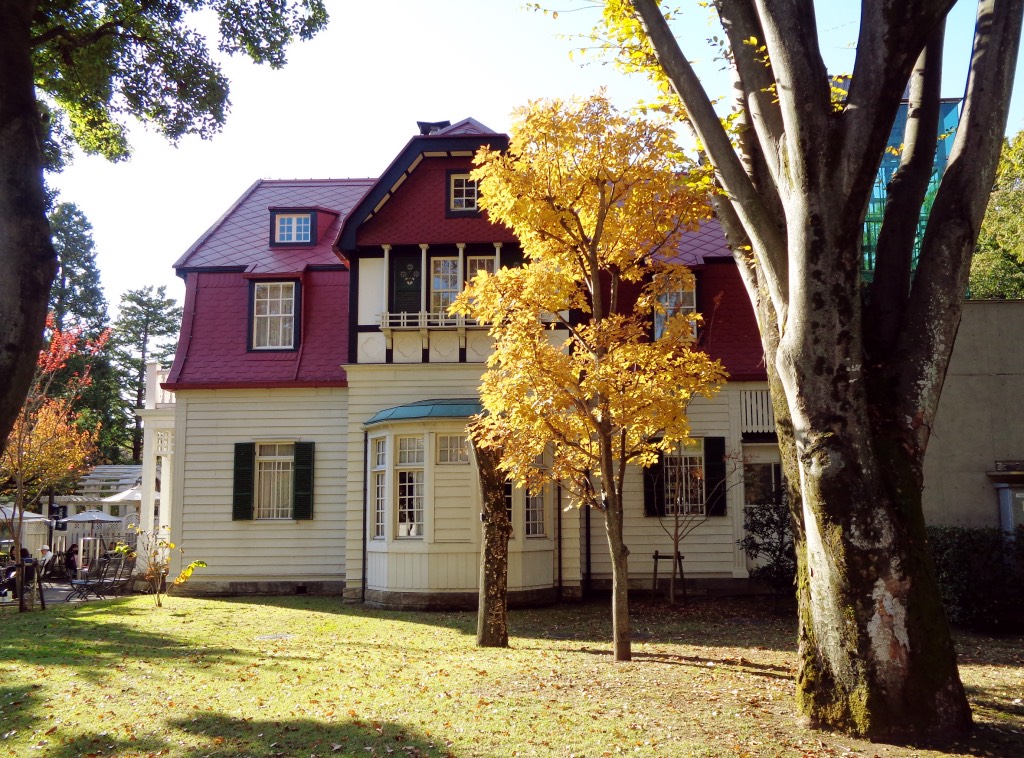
[861,98,962,280]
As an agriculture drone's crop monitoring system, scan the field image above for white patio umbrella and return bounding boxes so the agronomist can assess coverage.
[102,486,142,503]
[63,509,122,524]
[0,505,50,521]
[62,509,123,538]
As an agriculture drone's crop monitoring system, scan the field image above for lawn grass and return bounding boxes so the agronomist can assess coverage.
[0,594,1021,757]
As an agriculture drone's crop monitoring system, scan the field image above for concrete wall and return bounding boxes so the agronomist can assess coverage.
[924,300,1024,527]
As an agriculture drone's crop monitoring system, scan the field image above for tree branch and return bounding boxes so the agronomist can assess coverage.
[865,23,945,358]
[899,0,1024,444]
[839,0,954,200]
[713,1,784,188]
[629,0,789,327]
[31,20,123,50]
[752,0,831,184]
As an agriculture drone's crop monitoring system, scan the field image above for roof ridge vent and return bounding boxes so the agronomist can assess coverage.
[417,120,451,135]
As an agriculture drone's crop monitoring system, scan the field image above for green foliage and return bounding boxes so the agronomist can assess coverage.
[48,202,108,333]
[31,0,329,164]
[737,489,795,598]
[111,285,183,462]
[971,130,1024,299]
[926,525,1024,633]
[46,202,129,461]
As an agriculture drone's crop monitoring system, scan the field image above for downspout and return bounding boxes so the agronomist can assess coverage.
[293,271,308,381]
[584,497,592,598]
[361,430,369,603]
[556,481,563,600]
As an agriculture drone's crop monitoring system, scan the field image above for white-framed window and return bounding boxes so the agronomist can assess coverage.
[275,213,312,244]
[437,434,469,464]
[504,479,515,534]
[253,281,296,349]
[372,437,387,539]
[744,461,785,507]
[525,488,546,537]
[466,255,496,280]
[450,174,478,211]
[396,436,424,538]
[664,440,705,515]
[255,442,295,519]
[431,257,460,314]
[654,288,697,340]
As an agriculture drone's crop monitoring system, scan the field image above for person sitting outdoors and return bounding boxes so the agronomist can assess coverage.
[0,548,36,600]
[38,545,53,568]
[64,544,79,579]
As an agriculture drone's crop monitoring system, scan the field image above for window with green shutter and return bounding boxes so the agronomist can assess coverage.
[232,442,255,520]
[643,437,727,517]
[232,441,314,520]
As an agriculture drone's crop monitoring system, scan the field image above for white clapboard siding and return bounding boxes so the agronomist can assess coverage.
[171,387,347,583]
[342,365,488,594]
[581,390,747,583]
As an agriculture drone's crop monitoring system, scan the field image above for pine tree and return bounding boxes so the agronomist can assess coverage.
[46,203,126,462]
[112,287,183,463]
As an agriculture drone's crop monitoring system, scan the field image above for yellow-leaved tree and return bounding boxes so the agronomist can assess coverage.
[454,94,727,660]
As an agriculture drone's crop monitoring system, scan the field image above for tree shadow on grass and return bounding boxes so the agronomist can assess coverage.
[3,697,449,758]
[0,598,252,683]
[162,713,448,757]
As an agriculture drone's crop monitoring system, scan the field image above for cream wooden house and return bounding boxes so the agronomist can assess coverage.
[149,119,795,607]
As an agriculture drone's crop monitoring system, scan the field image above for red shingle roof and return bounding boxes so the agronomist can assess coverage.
[174,179,374,274]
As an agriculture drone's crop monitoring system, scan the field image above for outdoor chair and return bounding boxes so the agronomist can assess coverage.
[66,558,112,601]
[39,556,61,589]
[101,556,136,596]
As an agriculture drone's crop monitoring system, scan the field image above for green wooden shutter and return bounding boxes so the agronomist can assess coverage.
[292,441,315,520]
[643,456,666,517]
[391,254,422,313]
[704,437,727,517]
[232,443,255,520]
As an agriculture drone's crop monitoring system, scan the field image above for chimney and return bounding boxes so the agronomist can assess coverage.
[417,120,451,135]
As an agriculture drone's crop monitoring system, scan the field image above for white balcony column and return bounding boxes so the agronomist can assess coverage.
[419,244,429,316]
[456,243,465,295]
[381,244,391,318]
[493,241,502,269]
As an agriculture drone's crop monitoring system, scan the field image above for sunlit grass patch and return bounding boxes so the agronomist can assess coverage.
[0,595,1020,757]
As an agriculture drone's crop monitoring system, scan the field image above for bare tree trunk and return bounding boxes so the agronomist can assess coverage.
[0,1,58,456]
[474,440,511,647]
[604,495,631,661]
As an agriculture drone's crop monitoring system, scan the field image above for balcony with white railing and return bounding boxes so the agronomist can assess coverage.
[144,362,175,409]
[380,311,482,330]
[741,390,775,436]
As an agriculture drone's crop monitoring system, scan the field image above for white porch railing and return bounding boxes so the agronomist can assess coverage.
[145,363,175,408]
[741,390,776,434]
[380,312,482,329]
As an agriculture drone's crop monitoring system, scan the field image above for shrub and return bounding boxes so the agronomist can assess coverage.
[737,489,795,600]
[926,525,1024,633]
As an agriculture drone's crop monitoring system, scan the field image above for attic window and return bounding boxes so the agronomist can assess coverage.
[448,173,478,214]
[273,212,313,245]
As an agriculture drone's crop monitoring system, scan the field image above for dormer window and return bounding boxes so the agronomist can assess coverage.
[447,172,478,215]
[654,287,697,340]
[251,281,299,350]
[272,212,313,245]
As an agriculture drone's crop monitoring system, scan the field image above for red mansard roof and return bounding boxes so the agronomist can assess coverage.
[174,178,374,275]
[678,219,767,381]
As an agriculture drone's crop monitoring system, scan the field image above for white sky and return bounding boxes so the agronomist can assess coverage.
[51,1,1024,316]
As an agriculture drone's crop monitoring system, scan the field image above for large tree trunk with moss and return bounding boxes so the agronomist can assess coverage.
[625,0,1023,739]
[0,1,58,456]
[475,441,512,647]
